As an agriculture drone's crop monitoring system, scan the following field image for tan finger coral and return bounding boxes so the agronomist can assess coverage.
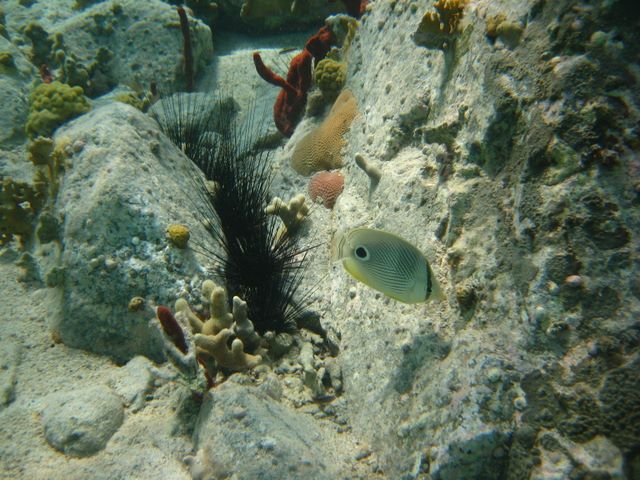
[291,89,357,176]
[308,170,344,209]
[265,193,309,235]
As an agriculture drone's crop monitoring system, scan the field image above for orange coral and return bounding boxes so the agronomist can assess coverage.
[308,170,345,209]
[291,89,357,176]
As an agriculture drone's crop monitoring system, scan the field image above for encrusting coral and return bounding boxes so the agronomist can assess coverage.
[308,170,345,209]
[291,89,357,176]
[25,81,91,138]
[413,0,468,49]
[265,193,310,234]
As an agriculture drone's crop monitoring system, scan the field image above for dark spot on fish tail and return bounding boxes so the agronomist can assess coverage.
[425,260,432,300]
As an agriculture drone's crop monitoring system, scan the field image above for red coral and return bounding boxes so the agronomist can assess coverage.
[253,26,335,137]
[308,170,345,209]
[156,306,188,354]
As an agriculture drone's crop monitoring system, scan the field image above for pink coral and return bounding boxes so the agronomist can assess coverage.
[308,170,345,209]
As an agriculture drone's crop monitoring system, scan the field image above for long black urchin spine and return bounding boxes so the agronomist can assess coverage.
[153,92,311,334]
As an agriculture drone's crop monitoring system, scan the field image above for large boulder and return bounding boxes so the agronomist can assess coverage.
[53,102,210,362]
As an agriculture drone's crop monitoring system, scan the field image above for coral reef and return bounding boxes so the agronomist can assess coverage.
[253,26,335,136]
[413,0,468,49]
[291,89,357,175]
[354,152,382,201]
[308,170,345,209]
[25,81,91,138]
[265,194,310,234]
[166,223,190,249]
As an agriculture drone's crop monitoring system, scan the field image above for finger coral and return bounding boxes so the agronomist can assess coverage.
[354,152,382,202]
[153,280,264,389]
[291,89,357,176]
[308,170,345,209]
[265,194,310,234]
[413,0,468,49]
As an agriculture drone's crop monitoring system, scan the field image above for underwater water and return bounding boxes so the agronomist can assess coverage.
[0,0,638,478]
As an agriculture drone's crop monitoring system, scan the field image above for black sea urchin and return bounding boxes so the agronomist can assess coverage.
[153,92,311,334]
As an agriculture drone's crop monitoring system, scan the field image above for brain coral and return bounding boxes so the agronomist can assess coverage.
[308,170,344,209]
[291,89,357,176]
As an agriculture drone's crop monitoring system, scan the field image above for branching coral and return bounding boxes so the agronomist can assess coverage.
[265,193,309,235]
[414,0,468,49]
[153,280,263,389]
[291,88,357,176]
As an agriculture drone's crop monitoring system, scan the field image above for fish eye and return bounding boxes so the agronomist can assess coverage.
[354,245,370,260]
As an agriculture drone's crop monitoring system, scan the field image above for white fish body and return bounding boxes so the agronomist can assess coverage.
[332,228,443,303]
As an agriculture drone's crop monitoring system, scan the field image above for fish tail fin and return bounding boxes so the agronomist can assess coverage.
[330,228,346,262]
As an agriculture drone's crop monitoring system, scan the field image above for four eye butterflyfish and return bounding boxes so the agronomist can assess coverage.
[331,228,443,304]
